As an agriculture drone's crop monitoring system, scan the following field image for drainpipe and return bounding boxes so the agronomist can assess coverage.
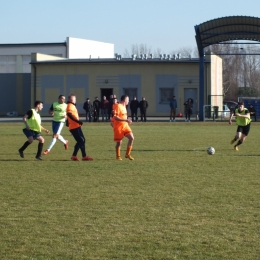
[33,64,36,103]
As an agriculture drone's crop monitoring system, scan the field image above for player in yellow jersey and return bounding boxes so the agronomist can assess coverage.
[113,95,134,160]
[229,101,251,151]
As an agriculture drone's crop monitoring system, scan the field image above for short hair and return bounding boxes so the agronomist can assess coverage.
[58,95,65,99]
[34,101,43,107]
[238,101,244,106]
[121,95,128,101]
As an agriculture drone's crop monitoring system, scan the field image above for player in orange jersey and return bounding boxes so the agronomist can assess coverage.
[113,95,134,160]
[66,94,93,161]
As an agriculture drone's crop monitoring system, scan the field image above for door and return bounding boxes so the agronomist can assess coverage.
[101,88,113,100]
[184,88,198,114]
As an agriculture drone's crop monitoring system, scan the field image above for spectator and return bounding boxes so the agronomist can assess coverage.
[83,98,93,122]
[169,96,177,122]
[100,96,109,122]
[184,98,193,122]
[139,97,148,122]
[248,104,257,122]
[108,94,114,121]
[130,96,139,122]
[93,97,101,122]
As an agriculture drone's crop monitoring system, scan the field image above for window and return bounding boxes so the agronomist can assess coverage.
[160,88,174,103]
[123,88,137,100]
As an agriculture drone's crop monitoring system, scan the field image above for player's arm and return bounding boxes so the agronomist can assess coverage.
[67,112,83,125]
[49,104,54,116]
[236,110,250,119]
[23,110,33,130]
[41,126,50,134]
[229,110,235,125]
[114,115,132,124]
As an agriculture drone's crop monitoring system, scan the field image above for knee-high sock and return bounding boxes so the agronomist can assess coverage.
[125,145,132,156]
[58,135,66,144]
[116,147,120,157]
[19,141,30,151]
[36,143,44,157]
[47,138,57,151]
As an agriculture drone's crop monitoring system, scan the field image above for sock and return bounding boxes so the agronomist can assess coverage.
[125,145,132,156]
[36,143,44,157]
[236,140,243,146]
[19,141,30,151]
[47,138,57,151]
[233,136,238,142]
[58,135,66,144]
[116,147,120,157]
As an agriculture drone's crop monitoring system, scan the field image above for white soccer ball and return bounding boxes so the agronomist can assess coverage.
[207,147,215,155]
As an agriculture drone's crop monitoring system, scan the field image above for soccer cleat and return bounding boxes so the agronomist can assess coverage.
[230,139,235,145]
[64,140,69,150]
[82,156,93,161]
[125,154,134,160]
[35,156,43,160]
[116,156,123,161]
[71,156,80,161]
[43,150,50,155]
[234,145,239,151]
[18,149,24,158]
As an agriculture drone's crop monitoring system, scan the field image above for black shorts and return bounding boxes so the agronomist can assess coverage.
[237,124,251,136]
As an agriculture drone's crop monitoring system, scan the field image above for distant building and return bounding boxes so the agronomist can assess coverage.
[0,37,114,115]
[29,53,222,117]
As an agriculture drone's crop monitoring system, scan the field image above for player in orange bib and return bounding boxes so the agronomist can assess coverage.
[113,95,134,160]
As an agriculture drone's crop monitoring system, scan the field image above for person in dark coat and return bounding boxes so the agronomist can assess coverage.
[184,98,193,122]
[130,97,139,122]
[139,97,148,122]
[93,97,101,122]
[83,98,93,122]
[100,96,109,122]
[248,104,257,122]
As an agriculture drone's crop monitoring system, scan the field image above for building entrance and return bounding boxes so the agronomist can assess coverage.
[101,88,113,100]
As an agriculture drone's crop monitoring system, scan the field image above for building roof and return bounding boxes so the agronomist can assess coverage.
[0,42,66,47]
[195,16,260,56]
[30,57,207,65]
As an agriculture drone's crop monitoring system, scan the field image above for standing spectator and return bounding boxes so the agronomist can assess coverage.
[184,98,193,122]
[43,95,68,155]
[100,96,109,122]
[93,97,101,122]
[67,94,93,161]
[139,97,148,122]
[83,98,93,122]
[108,94,114,121]
[248,104,257,122]
[169,96,177,122]
[18,101,50,160]
[130,96,139,122]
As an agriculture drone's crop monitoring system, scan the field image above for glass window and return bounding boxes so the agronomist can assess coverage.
[160,88,174,103]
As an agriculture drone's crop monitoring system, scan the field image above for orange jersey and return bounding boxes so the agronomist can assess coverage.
[66,103,81,130]
[113,103,132,142]
[113,103,127,128]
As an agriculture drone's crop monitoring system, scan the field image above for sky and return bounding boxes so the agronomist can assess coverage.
[1,0,260,56]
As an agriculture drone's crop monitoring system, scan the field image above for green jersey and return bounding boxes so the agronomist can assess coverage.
[235,108,251,126]
[25,109,41,132]
[52,102,67,122]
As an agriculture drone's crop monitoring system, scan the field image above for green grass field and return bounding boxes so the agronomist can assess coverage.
[0,121,260,259]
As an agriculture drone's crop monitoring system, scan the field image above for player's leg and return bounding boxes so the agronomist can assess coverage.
[125,131,134,160]
[115,141,122,160]
[35,135,44,160]
[18,130,34,158]
[231,126,242,145]
[234,124,250,150]
[56,122,68,149]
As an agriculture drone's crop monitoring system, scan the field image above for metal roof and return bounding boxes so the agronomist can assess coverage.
[0,42,66,47]
[30,57,206,65]
[194,16,260,56]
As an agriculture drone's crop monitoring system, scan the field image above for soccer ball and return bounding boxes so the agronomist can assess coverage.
[207,147,215,155]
